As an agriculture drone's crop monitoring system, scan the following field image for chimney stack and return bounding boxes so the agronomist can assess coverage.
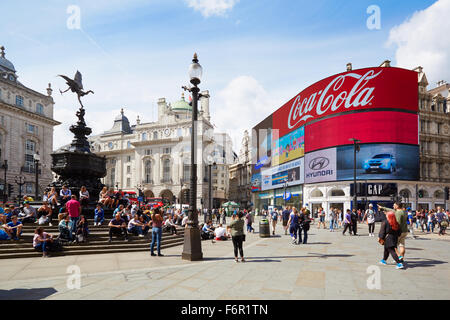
[346,63,352,71]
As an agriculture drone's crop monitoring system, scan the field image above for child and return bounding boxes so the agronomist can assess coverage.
[94,204,105,226]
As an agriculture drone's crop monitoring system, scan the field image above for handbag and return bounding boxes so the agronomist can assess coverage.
[378,238,385,245]
[242,234,246,242]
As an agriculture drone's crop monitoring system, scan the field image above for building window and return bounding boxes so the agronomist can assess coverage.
[127,141,131,149]
[108,142,113,150]
[36,103,44,115]
[126,178,131,188]
[127,156,131,163]
[25,139,36,170]
[163,159,171,181]
[145,149,152,155]
[183,164,190,181]
[26,183,34,194]
[16,95,24,107]
[145,160,152,183]
[127,166,131,174]
[153,132,158,140]
[163,147,171,154]
[26,123,38,135]
[177,128,182,137]
[110,168,115,186]
[142,132,147,140]
[111,158,116,165]
[0,88,2,100]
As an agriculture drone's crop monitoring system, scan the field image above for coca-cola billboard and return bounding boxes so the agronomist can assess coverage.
[273,67,418,137]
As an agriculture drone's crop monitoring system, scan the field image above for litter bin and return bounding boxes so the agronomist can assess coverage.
[259,219,270,238]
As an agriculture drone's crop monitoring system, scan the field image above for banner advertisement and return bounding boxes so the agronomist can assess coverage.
[252,115,273,174]
[305,148,337,184]
[337,144,419,181]
[272,126,304,166]
[305,111,419,153]
[261,158,304,191]
[251,173,262,192]
[272,67,418,137]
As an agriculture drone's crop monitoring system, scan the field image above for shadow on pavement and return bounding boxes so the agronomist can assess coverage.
[0,288,57,300]
[307,253,354,259]
[404,258,448,269]
[306,242,332,245]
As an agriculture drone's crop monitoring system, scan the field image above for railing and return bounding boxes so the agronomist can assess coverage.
[143,179,154,185]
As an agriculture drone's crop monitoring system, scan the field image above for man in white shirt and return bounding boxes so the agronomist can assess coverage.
[214,223,228,241]
[127,216,146,237]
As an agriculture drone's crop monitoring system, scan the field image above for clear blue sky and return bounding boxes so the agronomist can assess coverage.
[0,0,442,149]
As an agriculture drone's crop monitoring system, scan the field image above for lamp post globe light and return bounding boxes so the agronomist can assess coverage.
[33,152,40,200]
[181,53,203,261]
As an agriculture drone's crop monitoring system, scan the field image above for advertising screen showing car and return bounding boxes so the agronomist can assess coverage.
[363,153,397,173]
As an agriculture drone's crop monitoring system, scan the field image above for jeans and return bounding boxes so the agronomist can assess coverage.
[232,235,244,258]
[150,227,162,254]
[368,223,375,234]
[329,220,335,231]
[70,217,79,234]
[299,227,308,244]
[34,242,47,253]
[427,222,434,233]
[247,223,254,233]
[94,215,104,224]
[128,226,143,235]
[289,224,299,240]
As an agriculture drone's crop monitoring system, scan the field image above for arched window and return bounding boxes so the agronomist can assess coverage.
[145,160,152,183]
[330,188,345,197]
[434,190,444,199]
[310,189,323,197]
[153,131,158,140]
[163,159,171,182]
[127,141,131,149]
[142,132,147,141]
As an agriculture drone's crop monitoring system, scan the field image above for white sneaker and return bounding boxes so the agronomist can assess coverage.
[139,234,144,238]
[48,223,53,227]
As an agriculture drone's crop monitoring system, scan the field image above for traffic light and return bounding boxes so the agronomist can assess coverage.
[7,184,13,197]
[418,190,423,198]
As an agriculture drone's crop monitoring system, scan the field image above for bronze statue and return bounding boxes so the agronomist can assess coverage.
[59,71,94,109]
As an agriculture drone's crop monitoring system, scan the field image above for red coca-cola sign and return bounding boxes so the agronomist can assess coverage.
[272,67,418,137]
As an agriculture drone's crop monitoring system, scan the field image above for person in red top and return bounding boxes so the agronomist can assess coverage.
[66,195,81,235]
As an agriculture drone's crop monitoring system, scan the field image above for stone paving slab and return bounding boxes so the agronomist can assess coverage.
[0,219,449,300]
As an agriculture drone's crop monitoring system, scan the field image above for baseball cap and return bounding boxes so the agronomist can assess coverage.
[369,203,373,207]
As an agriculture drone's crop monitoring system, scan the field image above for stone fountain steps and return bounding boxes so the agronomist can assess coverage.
[0,226,185,259]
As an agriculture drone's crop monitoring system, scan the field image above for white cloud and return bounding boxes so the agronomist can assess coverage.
[387,0,450,85]
[211,76,278,154]
[185,0,239,17]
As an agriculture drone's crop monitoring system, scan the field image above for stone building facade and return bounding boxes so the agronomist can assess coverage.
[86,92,233,208]
[229,130,252,209]
[0,46,60,201]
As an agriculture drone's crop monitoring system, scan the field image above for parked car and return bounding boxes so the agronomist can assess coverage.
[363,154,397,173]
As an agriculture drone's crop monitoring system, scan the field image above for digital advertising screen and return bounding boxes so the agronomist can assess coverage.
[261,158,304,191]
[252,115,273,175]
[271,126,304,166]
[336,143,420,181]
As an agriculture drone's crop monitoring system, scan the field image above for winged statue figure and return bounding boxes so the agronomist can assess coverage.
[59,71,94,108]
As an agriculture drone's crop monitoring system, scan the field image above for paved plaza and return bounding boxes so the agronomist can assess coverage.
[0,218,449,300]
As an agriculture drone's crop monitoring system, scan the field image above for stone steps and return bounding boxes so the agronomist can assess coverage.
[0,224,186,259]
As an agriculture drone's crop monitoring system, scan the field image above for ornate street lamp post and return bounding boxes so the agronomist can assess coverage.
[181,53,203,261]
[2,160,7,204]
[34,152,40,200]
[14,176,26,205]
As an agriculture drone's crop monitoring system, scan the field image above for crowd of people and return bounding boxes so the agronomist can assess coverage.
[1,186,449,264]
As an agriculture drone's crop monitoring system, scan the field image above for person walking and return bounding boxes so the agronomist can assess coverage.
[298,208,310,244]
[287,207,300,244]
[245,211,254,233]
[282,206,291,235]
[342,209,352,236]
[227,211,245,262]
[363,204,376,237]
[329,208,337,232]
[317,207,326,229]
[150,208,164,256]
[378,202,408,264]
[221,208,227,225]
[270,208,278,236]
[378,211,404,269]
